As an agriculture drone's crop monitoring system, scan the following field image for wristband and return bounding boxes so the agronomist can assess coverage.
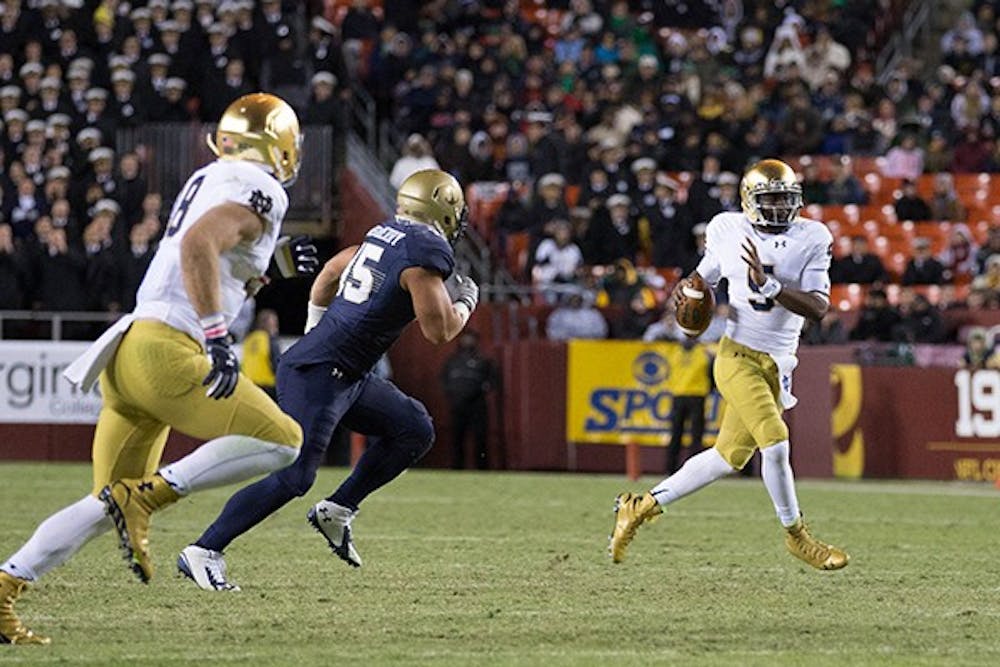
[760,276,783,299]
[199,313,228,340]
[304,301,327,334]
[454,301,471,327]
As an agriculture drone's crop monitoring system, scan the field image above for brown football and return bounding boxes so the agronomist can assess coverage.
[675,275,715,337]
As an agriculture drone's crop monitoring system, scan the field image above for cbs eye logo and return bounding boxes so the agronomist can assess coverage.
[632,352,669,386]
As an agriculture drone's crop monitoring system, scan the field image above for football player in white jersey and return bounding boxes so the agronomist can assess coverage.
[0,93,316,644]
[609,159,850,571]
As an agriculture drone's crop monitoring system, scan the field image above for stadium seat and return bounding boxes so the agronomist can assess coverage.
[831,284,866,311]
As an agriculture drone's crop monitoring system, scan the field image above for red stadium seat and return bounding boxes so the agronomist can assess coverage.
[830,284,866,311]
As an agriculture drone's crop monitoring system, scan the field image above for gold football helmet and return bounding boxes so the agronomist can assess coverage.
[207,92,302,185]
[396,169,468,245]
[740,158,803,231]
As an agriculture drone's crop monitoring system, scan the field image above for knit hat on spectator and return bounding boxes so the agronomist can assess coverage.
[47,113,71,128]
[311,16,336,36]
[85,88,109,102]
[0,85,20,100]
[40,76,60,90]
[3,109,28,124]
[130,7,152,22]
[693,223,708,236]
[311,71,337,87]
[25,119,45,135]
[112,70,136,85]
[718,172,739,186]
[93,199,121,217]
[89,147,114,164]
[631,158,657,174]
[165,78,187,91]
[159,20,182,34]
[19,63,43,78]
[207,23,227,37]
[655,173,680,190]
[76,127,102,145]
[539,173,566,189]
[172,0,194,12]
[607,194,631,208]
[109,55,131,71]
[47,166,71,182]
[148,53,171,68]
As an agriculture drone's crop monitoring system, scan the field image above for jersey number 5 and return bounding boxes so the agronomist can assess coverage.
[338,243,385,304]
[748,264,776,312]
[165,175,205,237]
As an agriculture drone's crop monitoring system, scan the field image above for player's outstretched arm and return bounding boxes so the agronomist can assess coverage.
[401,267,476,345]
[181,202,264,318]
[303,245,359,333]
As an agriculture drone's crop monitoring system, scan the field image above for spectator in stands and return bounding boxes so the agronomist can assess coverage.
[116,153,147,226]
[974,226,1000,273]
[779,93,824,155]
[546,290,608,341]
[302,71,343,127]
[805,26,851,86]
[32,227,89,314]
[826,158,868,204]
[894,179,932,221]
[850,288,901,342]
[800,162,829,204]
[940,225,978,283]
[764,24,806,79]
[119,218,157,312]
[8,177,46,240]
[831,236,888,285]
[929,172,966,221]
[0,223,28,310]
[803,310,849,345]
[951,127,992,172]
[902,237,946,285]
[389,133,440,190]
[894,294,946,343]
[950,82,989,131]
[532,219,583,300]
[883,133,924,179]
[700,171,741,220]
[961,328,999,369]
[82,202,121,313]
[588,194,638,264]
[923,131,955,173]
[642,305,684,342]
[647,174,694,268]
[528,173,569,237]
[686,155,723,222]
[973,254,1000,292]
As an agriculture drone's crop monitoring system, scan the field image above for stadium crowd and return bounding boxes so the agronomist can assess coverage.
[0,0,345,315]
[1,0,999,347]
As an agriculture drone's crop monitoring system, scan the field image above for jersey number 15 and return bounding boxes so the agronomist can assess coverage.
[338,243,385,304]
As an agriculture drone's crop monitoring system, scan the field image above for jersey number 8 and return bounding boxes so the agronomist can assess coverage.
[338,243,385,304]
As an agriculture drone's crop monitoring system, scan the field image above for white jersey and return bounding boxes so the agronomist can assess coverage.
[696,212,832,357]
[134,159,289,344]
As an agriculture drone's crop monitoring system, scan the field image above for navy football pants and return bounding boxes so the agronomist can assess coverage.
[195,362,434,552]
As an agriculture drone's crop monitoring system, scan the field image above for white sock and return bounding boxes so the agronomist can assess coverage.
[1,496,111,581]
[650,447,734,506]
[760,440,801,527]
[158,435,299,495]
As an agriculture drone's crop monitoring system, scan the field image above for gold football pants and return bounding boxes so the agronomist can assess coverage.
[90,320,302,495]
[712,336,789,469]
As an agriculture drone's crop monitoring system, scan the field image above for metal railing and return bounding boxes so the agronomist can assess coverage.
[116,123,336,225]
[0,310,120,341]
[876,0,934,82]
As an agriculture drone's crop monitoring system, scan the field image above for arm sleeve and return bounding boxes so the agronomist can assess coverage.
[409,229,455,278]
[801,229,833,296]
[695,220,724,285]
[225,165,289,234]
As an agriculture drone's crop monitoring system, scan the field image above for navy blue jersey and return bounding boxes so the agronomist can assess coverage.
[283,218,454,377]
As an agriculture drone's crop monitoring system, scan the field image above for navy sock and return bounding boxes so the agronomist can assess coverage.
[196,473,297,552]
[329,439,421,510]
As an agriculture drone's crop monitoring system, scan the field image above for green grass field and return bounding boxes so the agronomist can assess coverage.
[1,463,998,666]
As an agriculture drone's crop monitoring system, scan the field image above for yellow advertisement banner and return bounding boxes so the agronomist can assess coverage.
[566,340,722,446]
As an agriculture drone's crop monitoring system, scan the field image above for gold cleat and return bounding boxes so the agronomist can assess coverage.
[608,492,662,563]
[100,475,180,583]
[0,571,50,645]
[785,517,850,570]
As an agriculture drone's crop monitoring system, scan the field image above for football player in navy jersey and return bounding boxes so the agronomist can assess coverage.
[178,170,479,590]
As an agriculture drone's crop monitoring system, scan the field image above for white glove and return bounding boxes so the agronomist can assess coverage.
[450,274,479,326]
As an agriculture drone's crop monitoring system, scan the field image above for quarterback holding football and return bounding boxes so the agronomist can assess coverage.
[610,158,850,571]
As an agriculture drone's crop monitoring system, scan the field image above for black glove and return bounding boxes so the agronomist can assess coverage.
[270,235,319,279]
[202,336,239,399]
